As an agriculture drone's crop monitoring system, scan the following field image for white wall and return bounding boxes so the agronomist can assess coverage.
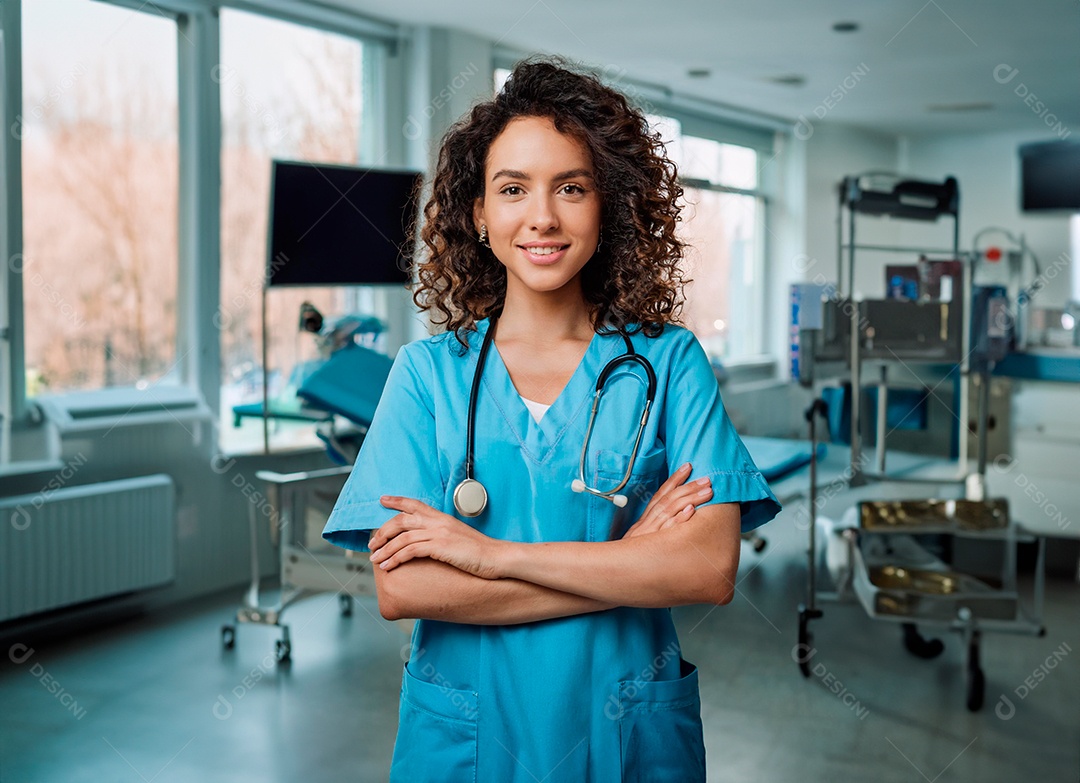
[900,129,1075,307]
[763,123,900,380]
[803,124,901,288]
[384,27,496,348]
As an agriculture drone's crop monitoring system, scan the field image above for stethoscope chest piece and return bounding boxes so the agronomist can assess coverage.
[453,477,488,518]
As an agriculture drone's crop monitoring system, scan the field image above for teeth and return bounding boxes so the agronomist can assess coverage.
[526,246,563,255]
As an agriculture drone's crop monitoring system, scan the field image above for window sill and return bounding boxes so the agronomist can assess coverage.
[35,385,213,433]
[718,354,778,386]
[0,458,66,479]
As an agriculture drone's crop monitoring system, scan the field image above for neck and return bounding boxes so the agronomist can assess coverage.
[496,276,594,343]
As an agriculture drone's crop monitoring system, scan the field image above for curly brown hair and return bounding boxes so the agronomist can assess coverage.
[413,57,687,350]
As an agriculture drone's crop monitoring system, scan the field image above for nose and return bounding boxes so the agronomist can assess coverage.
[528,193,558,233]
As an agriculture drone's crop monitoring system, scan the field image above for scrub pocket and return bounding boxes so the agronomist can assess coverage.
[389,663,479,783]
[615,659,706,783]
[591,445,668,540]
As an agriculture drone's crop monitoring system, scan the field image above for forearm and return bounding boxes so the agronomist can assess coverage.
[495,505,741,608]
[375,558,616,625]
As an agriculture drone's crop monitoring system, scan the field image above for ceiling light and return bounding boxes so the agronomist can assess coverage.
[832,21,860,33]
[687,68,711,79]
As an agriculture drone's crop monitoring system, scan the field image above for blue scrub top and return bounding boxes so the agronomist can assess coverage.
[324,318,780,782]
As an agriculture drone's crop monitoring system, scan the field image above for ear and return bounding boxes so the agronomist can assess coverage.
[473,198,485,233]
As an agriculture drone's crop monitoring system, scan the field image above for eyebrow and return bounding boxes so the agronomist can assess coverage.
[491,168,595,182]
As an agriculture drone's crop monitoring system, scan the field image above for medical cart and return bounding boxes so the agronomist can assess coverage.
[220,465,375,663]
[795,174,1047,711]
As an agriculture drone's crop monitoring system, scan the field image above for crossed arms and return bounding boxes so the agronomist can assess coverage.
[369,463,742,625]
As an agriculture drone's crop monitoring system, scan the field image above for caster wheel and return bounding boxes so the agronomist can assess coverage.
[796,605,820,678]
[966,667,985,712]
[339,594,353,617]
[275,639,291,664]
[221,625,235,650]
[902,623,945,659]
[753,538,767,553]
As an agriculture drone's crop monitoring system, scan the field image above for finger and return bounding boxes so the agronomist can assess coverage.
[659,478,713,512]
[644,471,708,514]
[375,541,430,571]
[368,513,417,550]
[638,476,711,530]
[641,465,692,519]
[653,462,693,498]
[380,495,429,514]
[370,529,426,565]
[659,502,696,531]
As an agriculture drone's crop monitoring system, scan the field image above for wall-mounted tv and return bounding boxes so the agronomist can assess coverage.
[1019,140,1080,213]
[267,161,423,287]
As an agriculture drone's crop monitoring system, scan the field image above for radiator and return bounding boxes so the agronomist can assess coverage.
[0,474,176,623]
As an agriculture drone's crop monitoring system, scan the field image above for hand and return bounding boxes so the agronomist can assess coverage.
[625,463,713,539]
[369,496,504,579]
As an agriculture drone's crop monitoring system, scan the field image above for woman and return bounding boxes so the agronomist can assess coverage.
[323,58,780,782]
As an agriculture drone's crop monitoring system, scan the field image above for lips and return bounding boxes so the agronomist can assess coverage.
[518,244,570,265]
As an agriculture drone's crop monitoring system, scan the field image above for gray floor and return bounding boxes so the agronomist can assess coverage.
[2,458,1078,782]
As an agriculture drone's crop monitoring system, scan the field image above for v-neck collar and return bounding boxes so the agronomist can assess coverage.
[474,317,618,464]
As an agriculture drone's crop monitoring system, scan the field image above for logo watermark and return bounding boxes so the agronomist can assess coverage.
[791,644,869,719]
[213,251,289,330]
[210,454,283,531]
[995,642,1071,720]
[403,62,480,140]
[993,64,1071,140]
[8,254,86,329]
[8,644,87,720]
[212,651,281,720]
[9,452,89,531]
[10,63,88,141]
[212,64,289,145]
[794,64,870,141]
[992,455,1072,531]
[603,642,681,719]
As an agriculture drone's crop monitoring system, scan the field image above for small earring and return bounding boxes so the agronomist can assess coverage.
[478,225,490,248]
[596,231,602,254]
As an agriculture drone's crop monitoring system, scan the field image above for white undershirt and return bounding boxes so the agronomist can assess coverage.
[521,396,551,423]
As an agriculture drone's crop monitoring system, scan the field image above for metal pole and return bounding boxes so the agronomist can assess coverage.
[876,363,888,475]
[262,284,270,455]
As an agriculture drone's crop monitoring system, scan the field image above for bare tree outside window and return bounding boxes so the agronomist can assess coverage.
[21,4,372,458]
[21,2,179,395]
[219,10,367,452]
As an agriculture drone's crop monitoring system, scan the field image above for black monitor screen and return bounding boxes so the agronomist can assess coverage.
[1019,140,1080,213]
[267,161,422,286]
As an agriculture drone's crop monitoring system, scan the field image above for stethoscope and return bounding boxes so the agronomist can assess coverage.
[453,317,657,517]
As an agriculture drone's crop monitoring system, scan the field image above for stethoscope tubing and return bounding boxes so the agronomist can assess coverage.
[456,317,656,516]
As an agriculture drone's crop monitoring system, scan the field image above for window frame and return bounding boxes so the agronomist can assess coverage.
[642,109,778,364]
[1,0,398,457]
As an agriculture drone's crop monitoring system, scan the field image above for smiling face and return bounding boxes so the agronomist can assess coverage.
[474,115,602,301]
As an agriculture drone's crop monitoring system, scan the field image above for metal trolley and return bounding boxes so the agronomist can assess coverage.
[796,400,1047,711]
[220,465,376,664]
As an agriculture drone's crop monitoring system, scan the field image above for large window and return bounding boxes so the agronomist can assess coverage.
[218,10,373,452]
[651,115,768,361]
[20,1,179,395]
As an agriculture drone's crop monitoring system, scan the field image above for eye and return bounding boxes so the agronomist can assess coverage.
[560,183,586,195]
[499,185,523,196]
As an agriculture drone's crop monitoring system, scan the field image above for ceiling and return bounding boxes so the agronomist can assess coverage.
[322,0,1080,136]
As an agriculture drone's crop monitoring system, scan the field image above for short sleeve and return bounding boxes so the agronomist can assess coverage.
[322,343,444,552]
[660,329,781,533]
